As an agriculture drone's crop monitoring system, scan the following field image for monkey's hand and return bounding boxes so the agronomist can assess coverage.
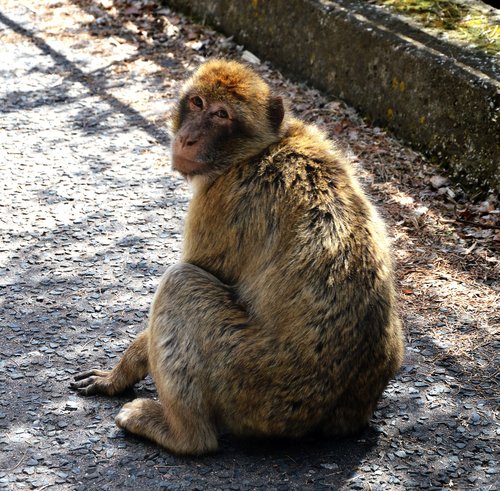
[70,369,116,396]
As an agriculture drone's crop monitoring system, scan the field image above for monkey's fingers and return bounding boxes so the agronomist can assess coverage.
[70,373,112,396]
[73,369,109,381]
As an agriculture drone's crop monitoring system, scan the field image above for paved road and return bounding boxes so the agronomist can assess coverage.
[0,1,497,490]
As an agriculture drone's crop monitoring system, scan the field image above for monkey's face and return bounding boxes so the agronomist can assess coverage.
[171,60,285,179]
[172,94,243,176]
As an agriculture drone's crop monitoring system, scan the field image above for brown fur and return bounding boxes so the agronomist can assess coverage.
[71,59,404,455]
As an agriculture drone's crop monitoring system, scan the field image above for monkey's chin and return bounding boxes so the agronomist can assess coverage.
[172,154,207,176]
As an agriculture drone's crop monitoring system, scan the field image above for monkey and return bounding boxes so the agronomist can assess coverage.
[71,59,404,455]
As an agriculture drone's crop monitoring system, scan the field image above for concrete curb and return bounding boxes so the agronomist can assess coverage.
[166,0,499,194]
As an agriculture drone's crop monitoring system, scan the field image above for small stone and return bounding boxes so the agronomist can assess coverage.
[65,401,79,411]
[350,480,364,490]
[430,175,449,189]
[241,50,261,64]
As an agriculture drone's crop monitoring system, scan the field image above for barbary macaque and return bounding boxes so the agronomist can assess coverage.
[72,59,404,455]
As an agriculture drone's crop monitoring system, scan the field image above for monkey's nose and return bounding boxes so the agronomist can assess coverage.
[179,134,198,147]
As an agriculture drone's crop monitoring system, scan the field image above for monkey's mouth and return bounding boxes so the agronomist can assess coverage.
[172,153,207,176]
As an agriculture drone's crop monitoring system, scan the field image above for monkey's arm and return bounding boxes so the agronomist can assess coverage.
[71,330,149,396]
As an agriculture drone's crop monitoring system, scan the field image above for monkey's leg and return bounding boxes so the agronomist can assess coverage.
[114,263,246,454]
[71,330,149,396]
[322,373,390,437]
[322,402,373,437]
[115,397,218,455]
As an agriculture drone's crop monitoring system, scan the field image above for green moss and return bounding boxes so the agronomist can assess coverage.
[370,0,500,57]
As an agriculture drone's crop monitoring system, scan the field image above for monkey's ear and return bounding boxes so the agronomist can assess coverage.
[268,96,285,131]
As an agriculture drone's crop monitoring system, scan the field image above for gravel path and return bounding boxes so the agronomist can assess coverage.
[0,1,498,490]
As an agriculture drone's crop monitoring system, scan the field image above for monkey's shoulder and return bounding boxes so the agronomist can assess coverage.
[236,136,351,207]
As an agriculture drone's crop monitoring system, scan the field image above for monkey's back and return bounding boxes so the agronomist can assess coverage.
[182,120,404,436]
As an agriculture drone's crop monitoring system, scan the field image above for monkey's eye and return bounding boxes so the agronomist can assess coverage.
[191,96,203,109]
[214,109,229,119]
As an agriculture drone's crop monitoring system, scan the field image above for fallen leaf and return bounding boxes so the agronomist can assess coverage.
[124,6,140,16]
[333,123,343,134]
[477,200,495,213]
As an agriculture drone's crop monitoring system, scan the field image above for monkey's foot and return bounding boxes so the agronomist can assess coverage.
[115,399,218,455]
[70,369,116,396]
[115,398,160,434]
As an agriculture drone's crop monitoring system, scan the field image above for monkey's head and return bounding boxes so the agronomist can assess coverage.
[171,59,285,179]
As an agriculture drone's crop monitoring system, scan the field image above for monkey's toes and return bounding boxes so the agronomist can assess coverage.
[115,401,142,432]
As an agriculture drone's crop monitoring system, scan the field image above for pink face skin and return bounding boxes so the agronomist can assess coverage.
[172,95,236,176]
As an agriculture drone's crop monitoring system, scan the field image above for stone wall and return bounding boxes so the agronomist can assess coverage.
[167,0,499,193]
